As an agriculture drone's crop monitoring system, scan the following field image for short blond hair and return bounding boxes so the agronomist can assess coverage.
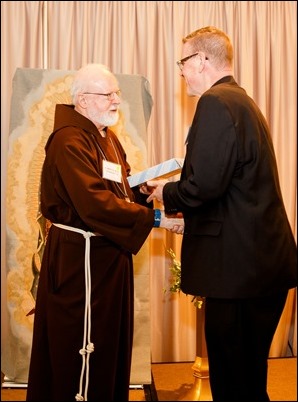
[183,26,233,70]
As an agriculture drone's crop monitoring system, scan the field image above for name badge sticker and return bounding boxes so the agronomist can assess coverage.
[102,160,122,183]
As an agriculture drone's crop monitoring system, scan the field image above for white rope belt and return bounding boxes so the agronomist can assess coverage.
[53,223,101,401]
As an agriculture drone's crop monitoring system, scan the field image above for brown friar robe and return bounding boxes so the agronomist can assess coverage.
[26,104,154,401]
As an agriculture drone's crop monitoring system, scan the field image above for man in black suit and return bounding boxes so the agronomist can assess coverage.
[141,26,297,401]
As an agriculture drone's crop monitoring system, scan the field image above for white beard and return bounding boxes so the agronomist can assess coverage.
[93,110,119,128]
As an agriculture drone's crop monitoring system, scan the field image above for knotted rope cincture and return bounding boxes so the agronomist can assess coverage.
[53,224,100,401]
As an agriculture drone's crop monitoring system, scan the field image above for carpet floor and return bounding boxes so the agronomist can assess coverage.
[1,357,296,401]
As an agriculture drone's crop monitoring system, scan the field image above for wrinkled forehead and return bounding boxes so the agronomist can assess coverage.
[75,68,119,92]
[90,75,119,92]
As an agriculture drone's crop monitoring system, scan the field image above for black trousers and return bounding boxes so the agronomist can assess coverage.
[205,291,288,402]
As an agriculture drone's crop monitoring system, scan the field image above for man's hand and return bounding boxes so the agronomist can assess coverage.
[159,210,184,234]
[140,179,167,203]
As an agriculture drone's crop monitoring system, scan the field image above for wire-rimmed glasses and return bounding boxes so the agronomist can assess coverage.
[83,90,121,101]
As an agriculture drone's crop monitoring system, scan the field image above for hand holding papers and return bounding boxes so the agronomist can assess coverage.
[140,179,167,204]
[134,158,184,234]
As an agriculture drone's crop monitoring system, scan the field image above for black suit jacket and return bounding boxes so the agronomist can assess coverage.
[164,76,297,298]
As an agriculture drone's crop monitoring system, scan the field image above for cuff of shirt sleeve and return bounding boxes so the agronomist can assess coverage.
[153,209,161,227]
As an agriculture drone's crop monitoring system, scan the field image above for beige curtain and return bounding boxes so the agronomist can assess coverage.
[1,1,297,368]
